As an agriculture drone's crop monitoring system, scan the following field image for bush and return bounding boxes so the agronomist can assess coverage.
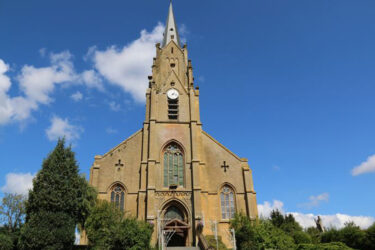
[205,235,229,250]
[296,242,353,250]
[0,233,13,250]
[231,214,296,250]
[338,222,368,249]
[306,227,321,244]
[257,220,296,250]
[293,231,312,244]
[86,200,153,250]
[321,228,340,243]
[111,217,153,250]
[322,222,368,250]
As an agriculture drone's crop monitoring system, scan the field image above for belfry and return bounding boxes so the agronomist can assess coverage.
[88,2,258,248]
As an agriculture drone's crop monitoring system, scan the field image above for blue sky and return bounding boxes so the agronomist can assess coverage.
[1,0,374,228]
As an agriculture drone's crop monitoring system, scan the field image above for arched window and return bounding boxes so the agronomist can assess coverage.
[110,185,125,211]
[165,206,184,221]
[220,185,235,219]
[163,143,184,187]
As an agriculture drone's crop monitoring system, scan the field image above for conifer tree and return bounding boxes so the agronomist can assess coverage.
[19,138,85,250]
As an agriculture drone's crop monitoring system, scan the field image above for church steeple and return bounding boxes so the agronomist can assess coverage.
[162,1,181,48]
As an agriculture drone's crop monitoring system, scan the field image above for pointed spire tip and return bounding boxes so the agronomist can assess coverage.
[162,0,181,48]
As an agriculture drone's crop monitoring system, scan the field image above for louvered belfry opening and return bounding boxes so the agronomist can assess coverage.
[168,97,179,120]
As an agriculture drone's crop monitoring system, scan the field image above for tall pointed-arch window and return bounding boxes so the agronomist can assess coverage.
[111,185,125,211]
[163,143,184,187]
[220,185,235,219]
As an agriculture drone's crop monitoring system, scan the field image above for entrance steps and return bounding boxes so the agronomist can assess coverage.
[166,247,200,250]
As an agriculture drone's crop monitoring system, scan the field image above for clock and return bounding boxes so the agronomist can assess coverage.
[167,89,179,99]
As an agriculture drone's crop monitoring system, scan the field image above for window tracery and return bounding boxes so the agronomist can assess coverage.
[111,184,125,211]
[163,143,184,187]
[220,185,235,219]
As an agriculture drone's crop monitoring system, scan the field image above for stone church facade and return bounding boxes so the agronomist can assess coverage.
[88,3,258,248]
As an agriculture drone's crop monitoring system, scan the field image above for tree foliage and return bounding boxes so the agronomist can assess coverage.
[321,222,368,250]
[0,233,13,250]
[296,242,353,250]
[0,193,26,233]
[19,138,92,250]
[306,227,321,244]
[229,211,375,250]
[366,222,375,250]
[85,200,153,250]
[231,213,296,250]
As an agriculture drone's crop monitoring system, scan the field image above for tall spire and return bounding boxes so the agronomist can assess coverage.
[162,1,181,48]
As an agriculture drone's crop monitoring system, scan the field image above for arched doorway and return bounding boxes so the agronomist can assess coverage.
[162,202,190,247]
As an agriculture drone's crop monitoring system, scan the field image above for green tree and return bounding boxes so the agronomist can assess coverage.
[320,228,340,243]
[257,220,296,250]
[296,242,353,250]
[292,231,312,244]
[19,139,87,250]
[230,213,259,250]
[85,200,153,250]
[0,193,26,233]
[281,214,303,234]
[231,213,296,250]
[270,209,285,228]
[321,222,368,250]
[338,222,368,250]
[306,226,321,244]
[366,222,375,250]
[111,217,154,250]
[85,200,123,249]
[76,175,97,235]
[0,233,13,250]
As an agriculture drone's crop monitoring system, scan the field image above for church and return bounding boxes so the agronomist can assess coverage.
[88,3,258,248]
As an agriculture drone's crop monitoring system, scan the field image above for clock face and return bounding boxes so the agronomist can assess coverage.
[167,89,179,99]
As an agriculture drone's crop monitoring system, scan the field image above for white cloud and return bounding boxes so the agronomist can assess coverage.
[109,101,121,111]
[46,116,83,142]
[0,60,37,125]
[258,200,285,218]
[352,154,375,176]
[0,52,78,126]
[299,193,329,209]
[80,70,103,90]
[71,91,83,102]
[258,200,375,229]
[18,51,77,104]
[291,212,375,230]
[90,23,164,102]
[179,24,188,45]
[0,51,106,127]
[1,172,34,195]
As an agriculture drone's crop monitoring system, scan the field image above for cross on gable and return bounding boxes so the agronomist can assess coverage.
[115,159,124,167]
[221,161,229,173]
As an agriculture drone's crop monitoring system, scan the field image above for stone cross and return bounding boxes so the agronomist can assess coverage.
[115,159,124,167]
[221,161,229,172]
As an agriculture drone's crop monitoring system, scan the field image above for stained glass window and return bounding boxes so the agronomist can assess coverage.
[111,185,125,211]
[163,144,184,187]
[220,186,235,219]
[165,206,184,221]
